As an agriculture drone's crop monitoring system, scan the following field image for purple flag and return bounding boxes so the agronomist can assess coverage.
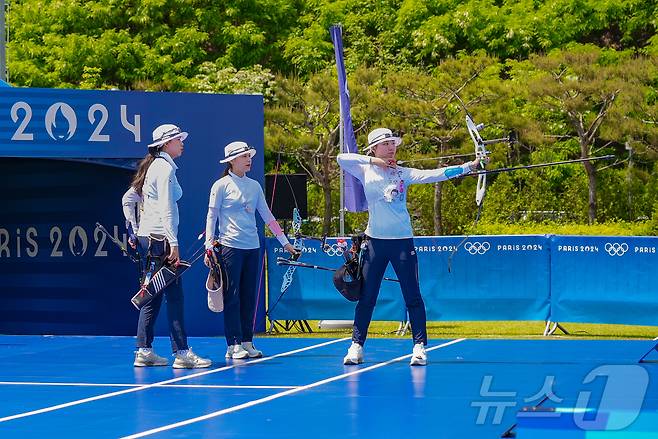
[330,25,367,212]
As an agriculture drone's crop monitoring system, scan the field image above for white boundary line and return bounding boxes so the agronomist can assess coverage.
[0,382,297,390]
[123,338,466,439]
[0,337,348,423]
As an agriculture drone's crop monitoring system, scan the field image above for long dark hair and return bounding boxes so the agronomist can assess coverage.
[131,151,157,196]
[221,163,232,177]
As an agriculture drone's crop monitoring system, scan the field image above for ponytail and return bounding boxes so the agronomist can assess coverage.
[221,163,233,177]
[130,153,156,196]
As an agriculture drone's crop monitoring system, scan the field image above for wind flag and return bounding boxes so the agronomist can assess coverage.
[330,25,367,212]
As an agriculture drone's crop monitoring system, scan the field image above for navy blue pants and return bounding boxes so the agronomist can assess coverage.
[353,237,427,346]
[135,236,188,352]
[221,246,260,346]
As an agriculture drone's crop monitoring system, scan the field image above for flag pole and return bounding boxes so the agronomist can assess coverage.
[339,121,345,235]
[331,24,367,225]
[338,26,345,236]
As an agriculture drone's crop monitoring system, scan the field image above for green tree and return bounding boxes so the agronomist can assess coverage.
[515,45,652,223]
[379,54,501,234]
[8,0,302,89]
[266,73,342,235]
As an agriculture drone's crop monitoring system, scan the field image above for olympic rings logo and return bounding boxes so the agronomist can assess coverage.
[464,241,491,255]
[324,243,346,257]
[605,242,629,256]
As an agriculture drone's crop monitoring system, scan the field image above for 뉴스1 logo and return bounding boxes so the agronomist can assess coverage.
[464,241,491,255]
[604,242,629,256]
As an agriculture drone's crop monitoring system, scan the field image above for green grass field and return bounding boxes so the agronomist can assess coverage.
[262,320,658,340]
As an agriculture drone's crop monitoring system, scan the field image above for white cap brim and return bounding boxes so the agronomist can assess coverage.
[219,148,257,164]
[147,132,188,148]
[364,136,402,153]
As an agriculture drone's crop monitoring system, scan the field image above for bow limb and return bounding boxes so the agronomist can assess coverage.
[447,114,488,273]
[476,173,486,208]
[279,207,303,294]
[279,266,296,294]
[466,114,488,208]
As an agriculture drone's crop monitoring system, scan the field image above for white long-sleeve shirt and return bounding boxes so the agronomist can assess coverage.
[137,152,182,246]
[121,186,142,233]
[205,171,290,250]
[337,153,472,239]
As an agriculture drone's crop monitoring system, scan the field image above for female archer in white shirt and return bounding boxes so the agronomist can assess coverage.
[205,141,299,360]
[122,124,211,369]
[337,127,484,366]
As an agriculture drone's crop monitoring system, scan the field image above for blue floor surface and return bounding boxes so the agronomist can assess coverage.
[0,336,656,438]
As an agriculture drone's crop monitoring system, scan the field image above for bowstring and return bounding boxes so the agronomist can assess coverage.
[253,147,285,330]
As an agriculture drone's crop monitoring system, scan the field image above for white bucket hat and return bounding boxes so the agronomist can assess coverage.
[148,124,188,148]
[206,269,224,313]
[220,141,257,163]
[364,128,402,154]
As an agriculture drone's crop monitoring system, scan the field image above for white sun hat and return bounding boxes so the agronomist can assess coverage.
[147,124,188,148]
[364,127,402,153]
[220,141,257,163]
[206,269,224,313]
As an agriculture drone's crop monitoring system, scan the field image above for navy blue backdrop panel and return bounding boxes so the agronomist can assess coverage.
[550,235,658,326]
[265,236,550,322]
[0,158,139,334]
[2,87,177,158]
[164,93,266,337]
[0,88,265,336]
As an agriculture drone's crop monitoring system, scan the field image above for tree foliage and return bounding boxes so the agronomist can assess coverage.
[6,0,658,234]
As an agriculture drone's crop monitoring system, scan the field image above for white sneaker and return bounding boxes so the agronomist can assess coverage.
[343,342,364,365]
[410,343,427,366]
[133,348,168,367]
[225,344,249,359]
[173,348,212,369]
[241,341,263,358]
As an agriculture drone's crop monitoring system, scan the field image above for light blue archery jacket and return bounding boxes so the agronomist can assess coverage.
[337,153,472,239]
[205,171,289,250]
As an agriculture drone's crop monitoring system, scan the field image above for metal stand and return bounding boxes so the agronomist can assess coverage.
[638,339,658,363]
[318,320,353,330]
[267,319,313,334]
[395,320,411,336]
[543,321,569,336]
[500,395,549,438]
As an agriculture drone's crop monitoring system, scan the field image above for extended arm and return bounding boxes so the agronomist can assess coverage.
[405,163,474,185]
[336,153,368,181]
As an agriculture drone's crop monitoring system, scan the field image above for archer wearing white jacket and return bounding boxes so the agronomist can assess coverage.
[124,123,211,370]
[205,141,299,360]
[337,127,482,367]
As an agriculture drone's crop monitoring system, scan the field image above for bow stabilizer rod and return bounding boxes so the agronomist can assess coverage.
[472,154,615,176]
[95,222,140,264]
[276,257,400,283]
